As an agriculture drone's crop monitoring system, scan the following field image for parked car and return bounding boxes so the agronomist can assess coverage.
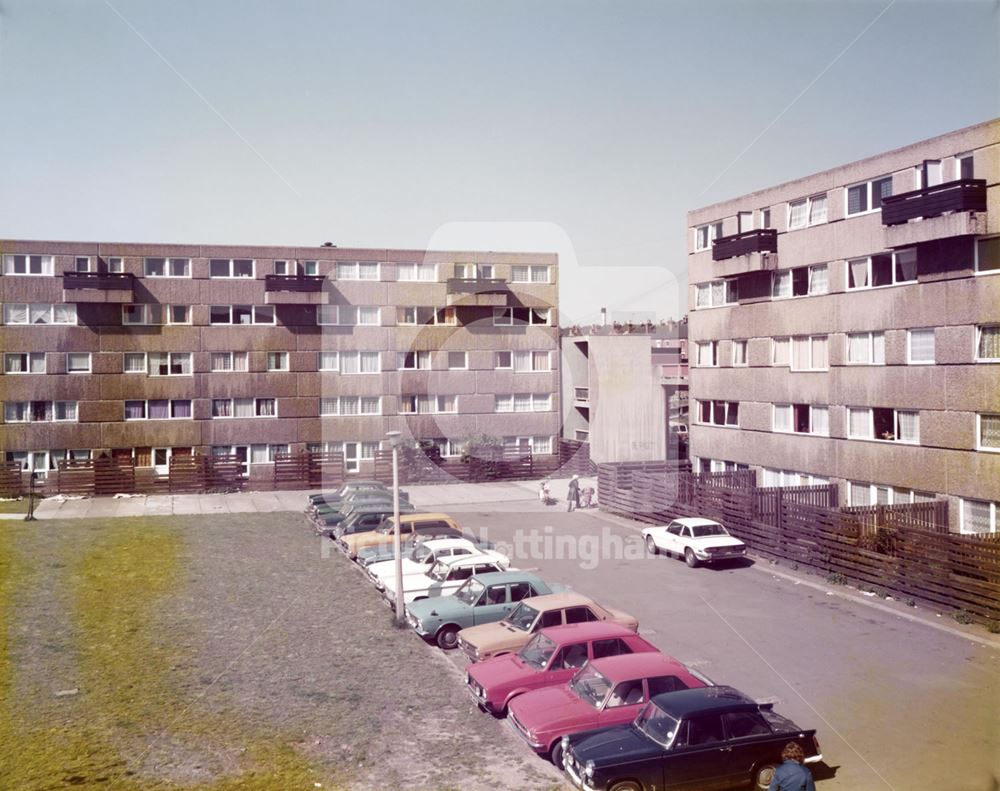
[466,622,657,716]
[457,592,638,663]
[508,653,708,768]
[315,502,414,539]
[367,537,509,591]
[307,481,388,506]
[356,532,500,568]
[562,686,822,791]
[642,517,747,567]
[381,552,510,610]
[310,488,410,517]
[339,513,463,559]
[312,493,411,526]
[407,571,565,650]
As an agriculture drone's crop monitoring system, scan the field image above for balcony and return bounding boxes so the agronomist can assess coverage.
[264,274,327,304]
[659,363,689,386]
[882,179,988,247]
[445,278,510,307]
[62,271,134,302]
[574,387,590,408]
[709,229,778,277]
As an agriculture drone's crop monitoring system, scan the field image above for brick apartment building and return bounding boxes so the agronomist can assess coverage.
[687,119,1000,533]
[0,242,559,481]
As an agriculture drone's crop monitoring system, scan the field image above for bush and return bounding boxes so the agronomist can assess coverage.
[825,572,847,586]
[952,610,974,625]
[986,621,1000,634]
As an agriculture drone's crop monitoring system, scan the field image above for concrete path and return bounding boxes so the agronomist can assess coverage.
[30,476,598,520]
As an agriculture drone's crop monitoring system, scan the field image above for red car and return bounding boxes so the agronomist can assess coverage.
[466,622,657,716]
[507,652,708,768]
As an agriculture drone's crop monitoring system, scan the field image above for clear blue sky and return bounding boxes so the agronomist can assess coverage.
[0,0,996,323]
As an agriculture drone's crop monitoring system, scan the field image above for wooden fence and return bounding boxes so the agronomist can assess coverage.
[598,465,1000,625]
[0,462,24,498]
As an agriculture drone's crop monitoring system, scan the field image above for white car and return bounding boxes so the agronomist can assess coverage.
[381,553,512,610]
[366,537,508,591]
[642,517,747,567]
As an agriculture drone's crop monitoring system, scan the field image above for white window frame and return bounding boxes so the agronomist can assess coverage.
[846,249,917,290]
[107,257,124,273]
[790,335,828,372]
[975,238,999,275]
[3,303,77,325]
[320,396,382,417]
[787,194,827,230]
[955,153,974,180]
[847,407,920,444]
[977,414,1000,453]
[731,340,748,367]
[397,306,418,325]
[695,279,738,309]
[511,265,550,283]
[693,222,723,252]
[960,498,998,535]
[210,397,277,419]
[493,308,513,326]
[336,261,380,281]
[317,351,339,371]
[337,351,380,375]
[123,304,163,326]
[975,324,1000,362]
[906,328,936,365]
[74,256,92,273]
[846,331,886,365]
[209,258,255,279]
[209,351,248,372]
[3,352,46,374]
[698,399,739,427]
[144,257,192,278]
[2,254,54,276]
[398,351,432,371]
[845,176,893,217]
[147,352,193,377]
[696,341,719,367]
[209,305,275,325]
[771,337,790,366]
[397,262,437,282]
[267,351,290,372]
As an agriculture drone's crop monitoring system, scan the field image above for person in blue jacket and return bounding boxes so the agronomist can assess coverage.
[769,742,816,791]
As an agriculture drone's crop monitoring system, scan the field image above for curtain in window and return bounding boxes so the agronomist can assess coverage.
[808,265,828,294]
[5,355,23,373]
[791,337,810,370]
[359,307,378,325]
[57,402,78,421]
[809,196,827,224]
[341,353,359,374]
[773,405,792,432]
[148,400,169,419]
[532,351,549,371]
[256,399,275,417]
[849,259,869,288]
[695,285,709,308]
[896,411,919,442]
[320,398,338,415]
[771,338,789,365]
[848,334,868,363]
[211,352,231,371]
[977,326,1000,359]
[872,333,885,364]
[811,336,828,369]
[30,304,51,324]
[909,330,935,362]
[530,266,548,283]
[495,395,513,412]
[530,308,548,325]
[231,352,247,371]
[771,271,790,298]
[875,486,891,505]
[533,395,549,411]
[319,351,338,370]
[359,263,378,280]
[172,400,191,418]
[230,399,251,417]
[4,304,28,324]
[962,500,992,533]
[849,409,870,438]
[788,201,807,228]
[513,351,531,372]
[212,446,231,457]
[340,398,359,416]
[514,394,532,412]
[361,397,380,415]
[981,415,1000,449]
[250,444,269,464]
[811,407,829,435]
[847,185,866,215]
[339,306,357,325]
[711,281,725,305]
[360,352,379,373]
[850,482,871,506]
[895,250,918,282]
[124,401,145,420]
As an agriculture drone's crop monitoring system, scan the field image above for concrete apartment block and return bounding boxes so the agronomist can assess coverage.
[0,242,559,480]
[686,118,1000,533]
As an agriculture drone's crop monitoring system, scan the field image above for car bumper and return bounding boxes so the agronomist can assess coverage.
[564,759,597,791]
[507,710,546,751]
[805,753,823,764]
[457,637,480,663]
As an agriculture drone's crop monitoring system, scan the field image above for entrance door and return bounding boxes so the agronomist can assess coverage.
[152,448,170,476]
[343,442,359,473]
[234,446,250,477]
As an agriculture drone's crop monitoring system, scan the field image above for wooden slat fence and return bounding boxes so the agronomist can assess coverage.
[0,462,25,498]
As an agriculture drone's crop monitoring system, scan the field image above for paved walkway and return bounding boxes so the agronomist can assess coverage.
[30,476,598,519]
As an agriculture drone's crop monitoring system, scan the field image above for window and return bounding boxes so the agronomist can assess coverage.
[210,351,248,372]
[846,176,893,215]
[512,350,551,372]
[4,353,45,374]
[336,261,379,280]
[500,436,553,455]
[976,237,999,274]
[75,256,91,273]
[148,352,192,376]
[318,351,339,371]
[209,259,254,278]
[696,341,719,367]
[978,414,1000,452]
[108,257,124,273]
[771,270,791,299]
[338,351,380,374]
[433,438,465,458]
[447,351,467,370]
[2,255,54,276]
[320,396,381,416]
[732,341,748,366]
[397,262,437,281]
[398,351,432,370]
[790,335,828,371]
[956,153,974,180]
[848,407,919,443]
[455,263,493,279]
[773,404,827,435]
[168,305,191,324]
[694,222,723,251]
[737,211,754,233]
[907,329,935,364]
[210,305,275,325]
[771,337,790,366]
[848,249,916,289]
[698,400,739,427]
[123,304,162,325]
[3,303,76,325]
[123,353,147,373]
[433,307,457,326]
[493,307,550,325]
[495,351,512,369]
[274,260,289,275]
[760,208,771,228]
[761,469,828,489]
[212,398,277,418]
[916,159,943,189]
[592,638,632,660]
[144,258,191,277]
[267,352,289,371]
[124,399,190,420]
[807,264,828,295]
[400,395,455,414]
[511,265,550,283]
[788,194,827,229]
[316,305,380,326]
[847,332,886,365]
[695,279,738,308]
[397,306,418,325]
[961,498,997,534]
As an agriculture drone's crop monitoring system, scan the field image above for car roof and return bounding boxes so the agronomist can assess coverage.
[538,621,634,643]
[469,571,543,586]
[419,537,475,550]
[668,517,723,528]
[433,552,498,568]
[589,652,691,680]
[651,685,756,716]
[343,480,384,487]
[387,512,455,524]
[521,591,597,610]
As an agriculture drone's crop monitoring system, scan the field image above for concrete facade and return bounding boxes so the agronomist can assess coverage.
[686,119,1000,532]
[0,241,560,479]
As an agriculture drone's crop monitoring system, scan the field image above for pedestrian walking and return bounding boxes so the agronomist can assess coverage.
[768,742,815,791]
[567,474,580,512]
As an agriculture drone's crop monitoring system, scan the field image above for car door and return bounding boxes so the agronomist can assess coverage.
[719,710,778,787]
[533,608,564,633]
[598,679,646,728]
[564,606,599,625]
[662,522,684,554]
[661,714,732,791]
[473,583,512,625]
[543,642,589,687]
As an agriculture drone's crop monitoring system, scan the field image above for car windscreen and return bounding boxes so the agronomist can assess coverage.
[503,602,539,631]
[454,578,485,606]
[634,701,680,748]
[428,561,450,582]
[569,664,612,708]
[691,523,728,538]
[518,632,557,669]
[411,544,433,563]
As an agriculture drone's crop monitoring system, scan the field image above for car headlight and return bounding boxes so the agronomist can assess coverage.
[561,735,570,753]
[584,760,595,780]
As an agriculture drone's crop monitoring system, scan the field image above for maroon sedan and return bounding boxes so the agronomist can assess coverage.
[466,622,657,716]
[507,652,708,768]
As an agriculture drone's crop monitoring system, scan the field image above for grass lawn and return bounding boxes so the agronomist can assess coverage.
[0,512,565,791]
[0,497,28,514]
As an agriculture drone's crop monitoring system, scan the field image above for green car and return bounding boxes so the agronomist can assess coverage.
[405,571,565,650]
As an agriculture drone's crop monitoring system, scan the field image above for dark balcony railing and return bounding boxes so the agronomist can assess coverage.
[264,274,325,292]
[711,228,778,261]
[446,277,509,294]
[62,271,134,290]
[881,179,987,226]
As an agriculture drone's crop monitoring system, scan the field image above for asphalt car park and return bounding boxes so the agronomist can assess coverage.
[406,497,1000,791]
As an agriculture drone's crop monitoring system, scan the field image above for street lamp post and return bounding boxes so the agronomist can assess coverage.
[385,430,404,622]
[24,470,37,522]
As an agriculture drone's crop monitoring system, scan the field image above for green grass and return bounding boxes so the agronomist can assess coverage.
[0,518,333,790]
[0,497,28,514]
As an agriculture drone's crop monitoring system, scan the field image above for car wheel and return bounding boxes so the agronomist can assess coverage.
[435,625,459,650]
[752,763,776,790]
[645,536,658,555]
[609,782,642,791]
[685,548,699,568]
[549,740,564,769]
